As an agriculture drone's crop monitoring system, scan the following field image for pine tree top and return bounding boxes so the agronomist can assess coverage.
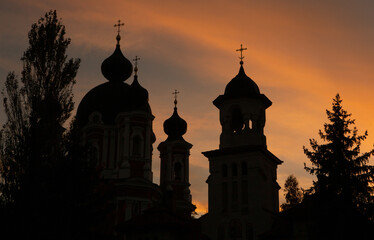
[304,93,374,220]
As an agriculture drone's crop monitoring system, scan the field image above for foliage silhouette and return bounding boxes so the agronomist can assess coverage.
[280,174,303,211]
[0,9,79,204]
[304,94,374,220]
[0,10,113,239]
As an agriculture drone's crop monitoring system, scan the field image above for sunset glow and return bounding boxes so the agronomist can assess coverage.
[1,0,374,209]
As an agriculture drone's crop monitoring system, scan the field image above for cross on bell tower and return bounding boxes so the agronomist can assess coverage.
[236,44,247,65]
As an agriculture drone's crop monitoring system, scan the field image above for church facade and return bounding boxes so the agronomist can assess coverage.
[76,26,282,240]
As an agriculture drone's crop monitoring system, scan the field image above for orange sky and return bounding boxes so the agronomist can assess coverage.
[1,0,374,215]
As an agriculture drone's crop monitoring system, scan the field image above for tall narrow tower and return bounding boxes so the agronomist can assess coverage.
[158,92,196,218]
[202,45,282,240]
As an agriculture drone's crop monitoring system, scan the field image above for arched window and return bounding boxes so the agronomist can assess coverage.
[132,135,142,157]
[131,201,141,217]
[88,145,99,166]
[222,164,228,178]
[241,162,247,176]
[174,162,182,181]
[232,181,238,202]
[222,182,228,213]
[232,163,238,177]
[231,108,244,133]
[241,180,248,204]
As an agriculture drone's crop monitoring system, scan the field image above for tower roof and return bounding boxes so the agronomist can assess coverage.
[213,62,271,108]
[224,64,260,98]
[163,91,187,141]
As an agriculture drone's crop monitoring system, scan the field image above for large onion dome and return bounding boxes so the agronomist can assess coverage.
[163,105,187,141]
[76,82,132,126]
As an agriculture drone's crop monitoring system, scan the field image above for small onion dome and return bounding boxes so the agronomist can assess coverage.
[101,44,133,82]
[163,107,187,141]
[224,65,260,98]
[130,74,150,111]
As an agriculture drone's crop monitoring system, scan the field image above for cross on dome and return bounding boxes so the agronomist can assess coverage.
[114,20,125,45]
[236,44,247,65]
[133,56,140,66]
[114,20,124,35]
[172,89,180,108]
[133,56,140,75]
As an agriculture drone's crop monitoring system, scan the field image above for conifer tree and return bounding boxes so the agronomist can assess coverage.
[304,94,374,219]
[281,174,303,211]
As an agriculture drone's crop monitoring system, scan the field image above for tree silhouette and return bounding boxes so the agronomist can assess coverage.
[280,174,303,211]
[304,94,374,220]
[0,10,92,239]
[0,9,80,203]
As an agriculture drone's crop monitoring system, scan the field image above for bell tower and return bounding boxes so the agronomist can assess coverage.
[202,45,282,240]
[158,91,196,218]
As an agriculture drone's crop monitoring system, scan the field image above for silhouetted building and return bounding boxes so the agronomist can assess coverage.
[76,30,160,226]
[76,27,282,240]
[200,49,282,240]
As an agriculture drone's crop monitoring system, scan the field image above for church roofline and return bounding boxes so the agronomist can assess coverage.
[202,145,283,164]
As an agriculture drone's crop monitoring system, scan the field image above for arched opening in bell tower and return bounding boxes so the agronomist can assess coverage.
[231,107,245,133]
